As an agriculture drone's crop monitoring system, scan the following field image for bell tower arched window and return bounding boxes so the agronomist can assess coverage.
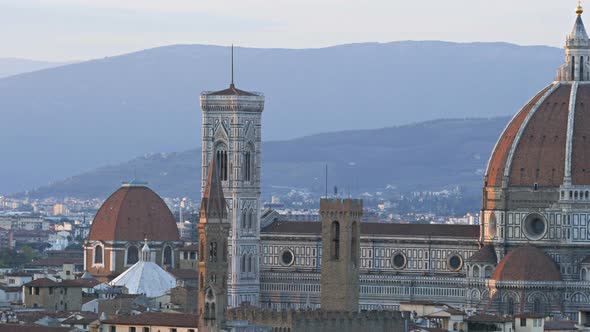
[94,245,103,264]
[215,143,228,182]
[331,221,340,260]
[243,143,254,182]
[209,242,217,262]
[244,151,251,182]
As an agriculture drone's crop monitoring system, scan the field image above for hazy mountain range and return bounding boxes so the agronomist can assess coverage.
[0,41,563,194]
[0,58,70,79]
[22,117,510,200]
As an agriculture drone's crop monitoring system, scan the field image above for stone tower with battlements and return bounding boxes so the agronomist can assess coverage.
[200,50,265,307]
[198,157,230,331]
[320,198,362,312]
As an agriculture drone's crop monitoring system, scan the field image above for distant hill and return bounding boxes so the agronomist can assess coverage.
[0,42,562,194]
[0,58,69,78]
[23,117,510,201]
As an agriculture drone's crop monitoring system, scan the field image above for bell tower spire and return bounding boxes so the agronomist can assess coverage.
[557,2,590,81]
[231,44,234,88]
[200,59,264,308]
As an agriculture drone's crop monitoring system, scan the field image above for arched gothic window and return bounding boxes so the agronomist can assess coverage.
[472,265,480,278]
[126,245,139,265]
[331,221,340,260]
[209,242,217,262]
[248,209,254,229]
[163,246,172,266]
[533,298,543,314]
[94,245,103,264]
[582,268,587,281]
[484,266,493,278]
[215,143,228,181]
[241,255,246,272]
[243,147,252,182]
[573,56,576,79]
[211,302,216,320]
[247,255,252,273]
[506,297,515,315]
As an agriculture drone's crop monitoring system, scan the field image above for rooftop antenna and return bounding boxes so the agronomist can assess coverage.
[230,44,234,88]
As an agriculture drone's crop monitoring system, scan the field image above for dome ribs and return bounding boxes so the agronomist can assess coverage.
[485,85,554,187]
[508,84,570,187]
[88,186,180,242]
[572,84,590,184]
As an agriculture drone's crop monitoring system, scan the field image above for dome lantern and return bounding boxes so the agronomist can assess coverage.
[557,2,590,81]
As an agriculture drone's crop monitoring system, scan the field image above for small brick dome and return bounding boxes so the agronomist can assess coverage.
[492,244,561,282]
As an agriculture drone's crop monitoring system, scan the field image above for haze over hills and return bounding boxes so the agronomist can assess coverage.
[0,41,563,194]
[23,117,510,203]
[0,58,70,78]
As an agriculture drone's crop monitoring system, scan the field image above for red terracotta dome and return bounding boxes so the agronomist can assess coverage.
[88,182,180,241]
[484,82,590,189]
[491,244,561,282]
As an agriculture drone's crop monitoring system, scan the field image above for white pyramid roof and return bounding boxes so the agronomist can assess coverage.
[109,261,177,298]
[109,242,177,298]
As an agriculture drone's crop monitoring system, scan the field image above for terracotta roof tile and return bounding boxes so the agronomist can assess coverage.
[200,157,227,222]
[205,84,258,96]
[572,84,590,185]
[88,185,179,241]
[24,277,57,287]
[492,244,561,282]
[467,245,497,263]
[0,325,75,332]
[485,84,553,187]
[508,84,571,187]
[168,269,198,280]
[24,277,100,288]
[466,314,512,323]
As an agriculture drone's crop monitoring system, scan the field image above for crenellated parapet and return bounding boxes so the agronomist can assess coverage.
[319,198,363,218]
[225,305,404,332]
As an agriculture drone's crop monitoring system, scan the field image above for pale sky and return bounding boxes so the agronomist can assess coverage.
[0,0,582,61]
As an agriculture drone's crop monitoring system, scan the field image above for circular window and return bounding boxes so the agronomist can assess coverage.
[448,254,463,271]
[392,251,407,269]
[280,249,295,266]
[523,213,547,240]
